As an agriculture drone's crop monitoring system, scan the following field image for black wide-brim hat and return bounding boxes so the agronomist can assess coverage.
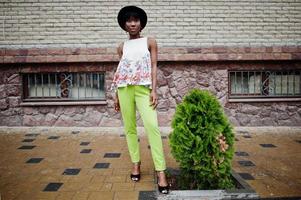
[117,6,147,31]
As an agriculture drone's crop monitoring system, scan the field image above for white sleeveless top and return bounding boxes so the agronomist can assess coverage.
[110,37,152,92]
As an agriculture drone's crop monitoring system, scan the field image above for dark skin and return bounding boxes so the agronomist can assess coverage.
[114,16,168,187]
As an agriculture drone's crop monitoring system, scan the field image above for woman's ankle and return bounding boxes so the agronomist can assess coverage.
[156,171,167,179]
[156,170,166,174]
[157,171,168,186]
[133,161,141,165]
[132,161,141,174]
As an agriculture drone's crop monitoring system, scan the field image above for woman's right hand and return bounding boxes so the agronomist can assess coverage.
[114,93,120,112]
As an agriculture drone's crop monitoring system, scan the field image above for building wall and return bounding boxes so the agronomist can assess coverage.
[1,59,300,127]
[1,0,300,48]
[1,1,301,127]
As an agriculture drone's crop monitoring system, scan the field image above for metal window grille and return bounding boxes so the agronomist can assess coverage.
[229,70,301,98]
[22,72,105,101]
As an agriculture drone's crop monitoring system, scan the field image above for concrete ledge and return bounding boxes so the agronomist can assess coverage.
[152,169,259,200]
[156,189,259,200]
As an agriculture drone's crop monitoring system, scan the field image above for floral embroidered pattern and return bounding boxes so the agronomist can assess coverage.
[111,52,152,92]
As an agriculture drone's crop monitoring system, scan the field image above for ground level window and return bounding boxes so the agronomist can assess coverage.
[22,72,105,101]
[229,70,301,99]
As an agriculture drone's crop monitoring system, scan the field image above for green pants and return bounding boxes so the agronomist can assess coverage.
[117,85,166,171]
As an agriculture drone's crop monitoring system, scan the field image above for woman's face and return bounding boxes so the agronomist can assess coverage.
[125,16,141,35]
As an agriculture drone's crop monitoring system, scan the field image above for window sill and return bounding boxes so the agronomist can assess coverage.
[228,97,301,103]
[20,101,108,106]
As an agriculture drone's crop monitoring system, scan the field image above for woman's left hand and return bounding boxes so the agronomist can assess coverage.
[150,90,158,109]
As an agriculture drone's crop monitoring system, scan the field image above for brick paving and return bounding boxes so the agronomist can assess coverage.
[0,127,300,200]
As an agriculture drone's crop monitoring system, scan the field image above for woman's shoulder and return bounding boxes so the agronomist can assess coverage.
[118,41,124,48]
[146,36,157,50]
[117,42,124,57]
[117,41,124,50]
[146,35,156,42]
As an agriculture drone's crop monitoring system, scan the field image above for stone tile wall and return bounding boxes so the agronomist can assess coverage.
[1,60,300,127]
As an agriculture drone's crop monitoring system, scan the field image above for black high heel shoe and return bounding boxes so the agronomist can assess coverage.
[130,161,141,182]
[157,171,169,194]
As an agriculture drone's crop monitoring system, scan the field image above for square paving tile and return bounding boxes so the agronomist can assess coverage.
[18,145,36,149]
[235,151,249,156]
[62,168,81,175]
[22,138,35,142]
[138,191,157,200]
[260,143,276,148]
[94,163,110,169]
[104,153,121,158]
[43,182,63,191]
[238,160,256,167]
[26,158,44,163]
[80,142,90,146]
[80,149,92,153]
[25,133,39,137]
[48,136,60,139]
[238,172,255,180]
[238,130,249,134]
[72,130,80,134]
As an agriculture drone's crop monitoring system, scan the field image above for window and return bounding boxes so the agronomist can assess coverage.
[229,70,301,99]
[22,72,105,101]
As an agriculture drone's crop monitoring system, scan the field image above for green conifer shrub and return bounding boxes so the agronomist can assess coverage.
[169,89,235,189]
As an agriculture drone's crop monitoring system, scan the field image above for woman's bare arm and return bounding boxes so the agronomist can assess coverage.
[148,37,159,109]
[148,37,158,92]
[114,42,123,112]
[117,42,123,59]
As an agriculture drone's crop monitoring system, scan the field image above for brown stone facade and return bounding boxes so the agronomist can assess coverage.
[1,46,301,63]
[0,46,301,127]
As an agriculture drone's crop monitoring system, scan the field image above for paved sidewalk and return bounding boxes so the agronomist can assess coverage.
[0,126,300,200]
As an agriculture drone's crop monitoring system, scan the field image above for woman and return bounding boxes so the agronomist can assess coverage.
[110,5,169,194]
